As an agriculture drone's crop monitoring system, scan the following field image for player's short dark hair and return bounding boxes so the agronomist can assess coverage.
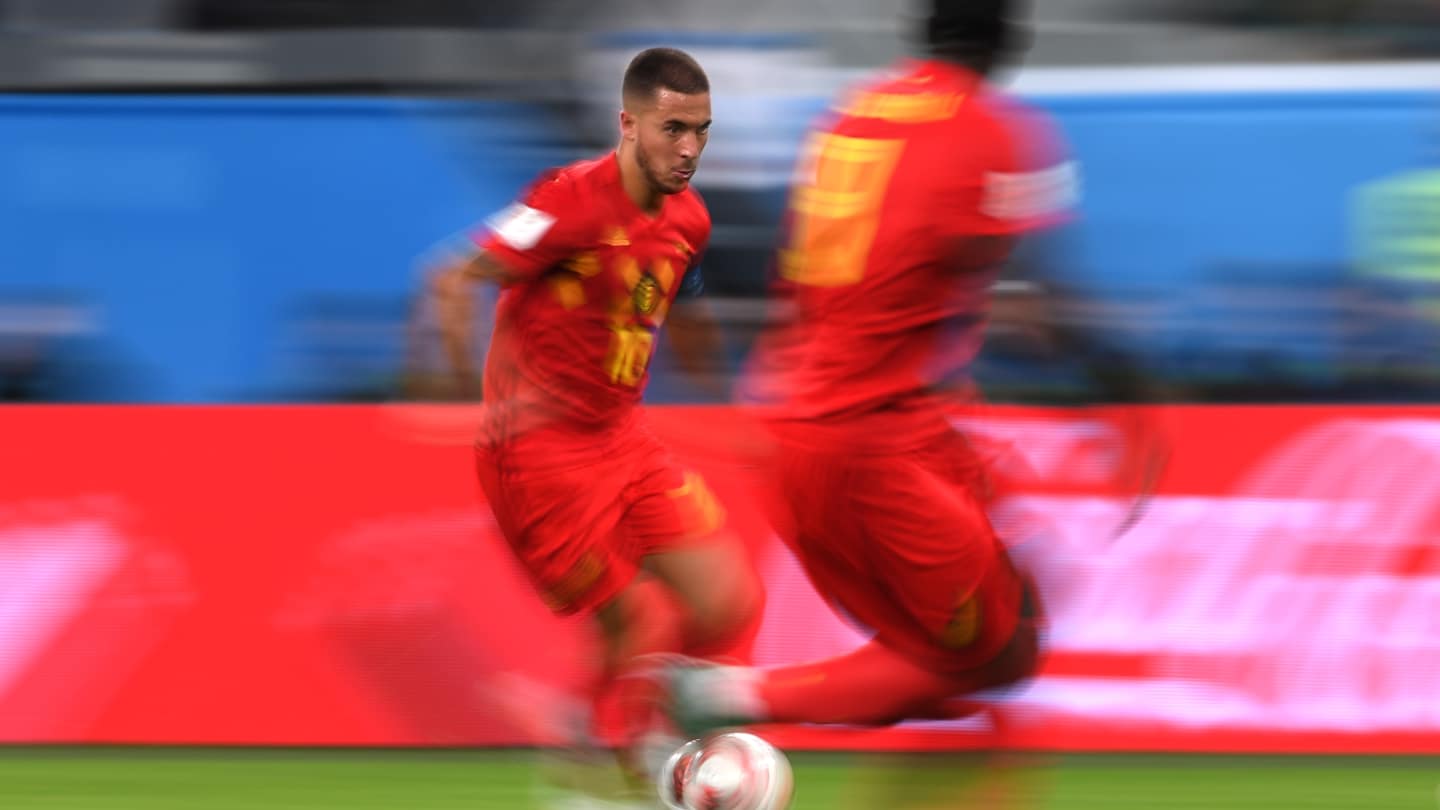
[622,47,710,103]
[924,0,1030,72]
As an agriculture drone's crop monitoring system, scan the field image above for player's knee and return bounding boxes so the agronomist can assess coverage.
[975,619,1042,692]
[644,535,765,654]
[1003,630,1042,684]
[726,570,765,638]
[960,564,1046,691]
[687,566,764,652]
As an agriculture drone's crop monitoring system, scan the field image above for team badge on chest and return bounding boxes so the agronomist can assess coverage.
[632,272,662,316]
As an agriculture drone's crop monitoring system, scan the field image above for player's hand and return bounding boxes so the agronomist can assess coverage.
[399,369,478,402]
[1110,409,1170,538]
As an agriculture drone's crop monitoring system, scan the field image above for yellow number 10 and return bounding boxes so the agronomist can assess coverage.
[779,134,905,287]
[605,324,654,387]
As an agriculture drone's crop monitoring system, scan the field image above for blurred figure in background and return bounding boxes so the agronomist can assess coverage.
[1351,157,1440,396]
[0,295,149,402]
[653,0,1075,802]
[417,47,761,805]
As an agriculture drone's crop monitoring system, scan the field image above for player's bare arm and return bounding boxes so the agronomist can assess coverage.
[666,296,729,400]
[990,242,1172,536]
[424,250,514,399]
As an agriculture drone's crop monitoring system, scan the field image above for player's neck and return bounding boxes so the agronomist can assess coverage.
[615,147,663,216]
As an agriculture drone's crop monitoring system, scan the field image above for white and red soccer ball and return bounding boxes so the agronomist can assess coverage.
[659,732,794,810]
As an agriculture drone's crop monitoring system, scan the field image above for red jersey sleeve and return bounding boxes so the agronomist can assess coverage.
[475,169,595,284]
[936,104,1078,239]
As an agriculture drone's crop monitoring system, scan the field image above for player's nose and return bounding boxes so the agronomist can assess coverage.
[676,132,700,160]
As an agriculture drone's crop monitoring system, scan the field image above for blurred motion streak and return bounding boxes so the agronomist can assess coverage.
[0,405,1437,752]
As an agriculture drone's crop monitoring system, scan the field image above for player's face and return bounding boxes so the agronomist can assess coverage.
[624,89,711,195]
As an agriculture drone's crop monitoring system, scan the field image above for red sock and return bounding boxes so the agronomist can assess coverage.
[757,640,967,726]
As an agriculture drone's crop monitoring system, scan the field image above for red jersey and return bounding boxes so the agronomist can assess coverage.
[476,152,710,441]
[748,58,1076,450]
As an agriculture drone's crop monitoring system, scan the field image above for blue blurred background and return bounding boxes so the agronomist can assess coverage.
[2,0,1439,403]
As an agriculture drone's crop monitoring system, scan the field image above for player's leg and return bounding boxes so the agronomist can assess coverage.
[474,441,695,733]
[595,574,685,677]
[521,432,757,788]
[475,444,667,807]
[623,445,764,660]
[657,438,1041,733]
[730,572,1041,727]
[592,444,765,786]
[641,537,763,659]
[659,577,1038,733]
[672,635,962,727]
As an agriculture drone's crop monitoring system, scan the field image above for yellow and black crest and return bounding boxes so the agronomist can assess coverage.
[939,594,982,649]
[632,272,662,316]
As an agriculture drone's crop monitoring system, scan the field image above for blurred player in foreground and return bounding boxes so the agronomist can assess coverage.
[419,47,761,801]
[653,0,1075,775]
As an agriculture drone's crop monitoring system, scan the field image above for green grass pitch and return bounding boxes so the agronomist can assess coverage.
[0,747,1434,809]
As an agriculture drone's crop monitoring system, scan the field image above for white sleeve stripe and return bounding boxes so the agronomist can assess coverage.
[980,161,1080,222]
[485,203,558,251]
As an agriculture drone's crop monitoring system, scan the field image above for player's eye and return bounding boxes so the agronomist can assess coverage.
[697,125,710,137]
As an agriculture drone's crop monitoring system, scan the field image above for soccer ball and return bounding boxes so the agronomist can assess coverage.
[659,732,794,810]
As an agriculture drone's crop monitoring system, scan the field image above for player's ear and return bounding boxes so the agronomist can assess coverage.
[619,107,639,143]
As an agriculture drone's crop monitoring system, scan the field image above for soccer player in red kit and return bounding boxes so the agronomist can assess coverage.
[654,0,1077,734]
[423,48,760,772]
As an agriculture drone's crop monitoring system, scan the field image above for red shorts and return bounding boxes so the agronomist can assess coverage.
[766,425,1033,674]
[475,414,725,616]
